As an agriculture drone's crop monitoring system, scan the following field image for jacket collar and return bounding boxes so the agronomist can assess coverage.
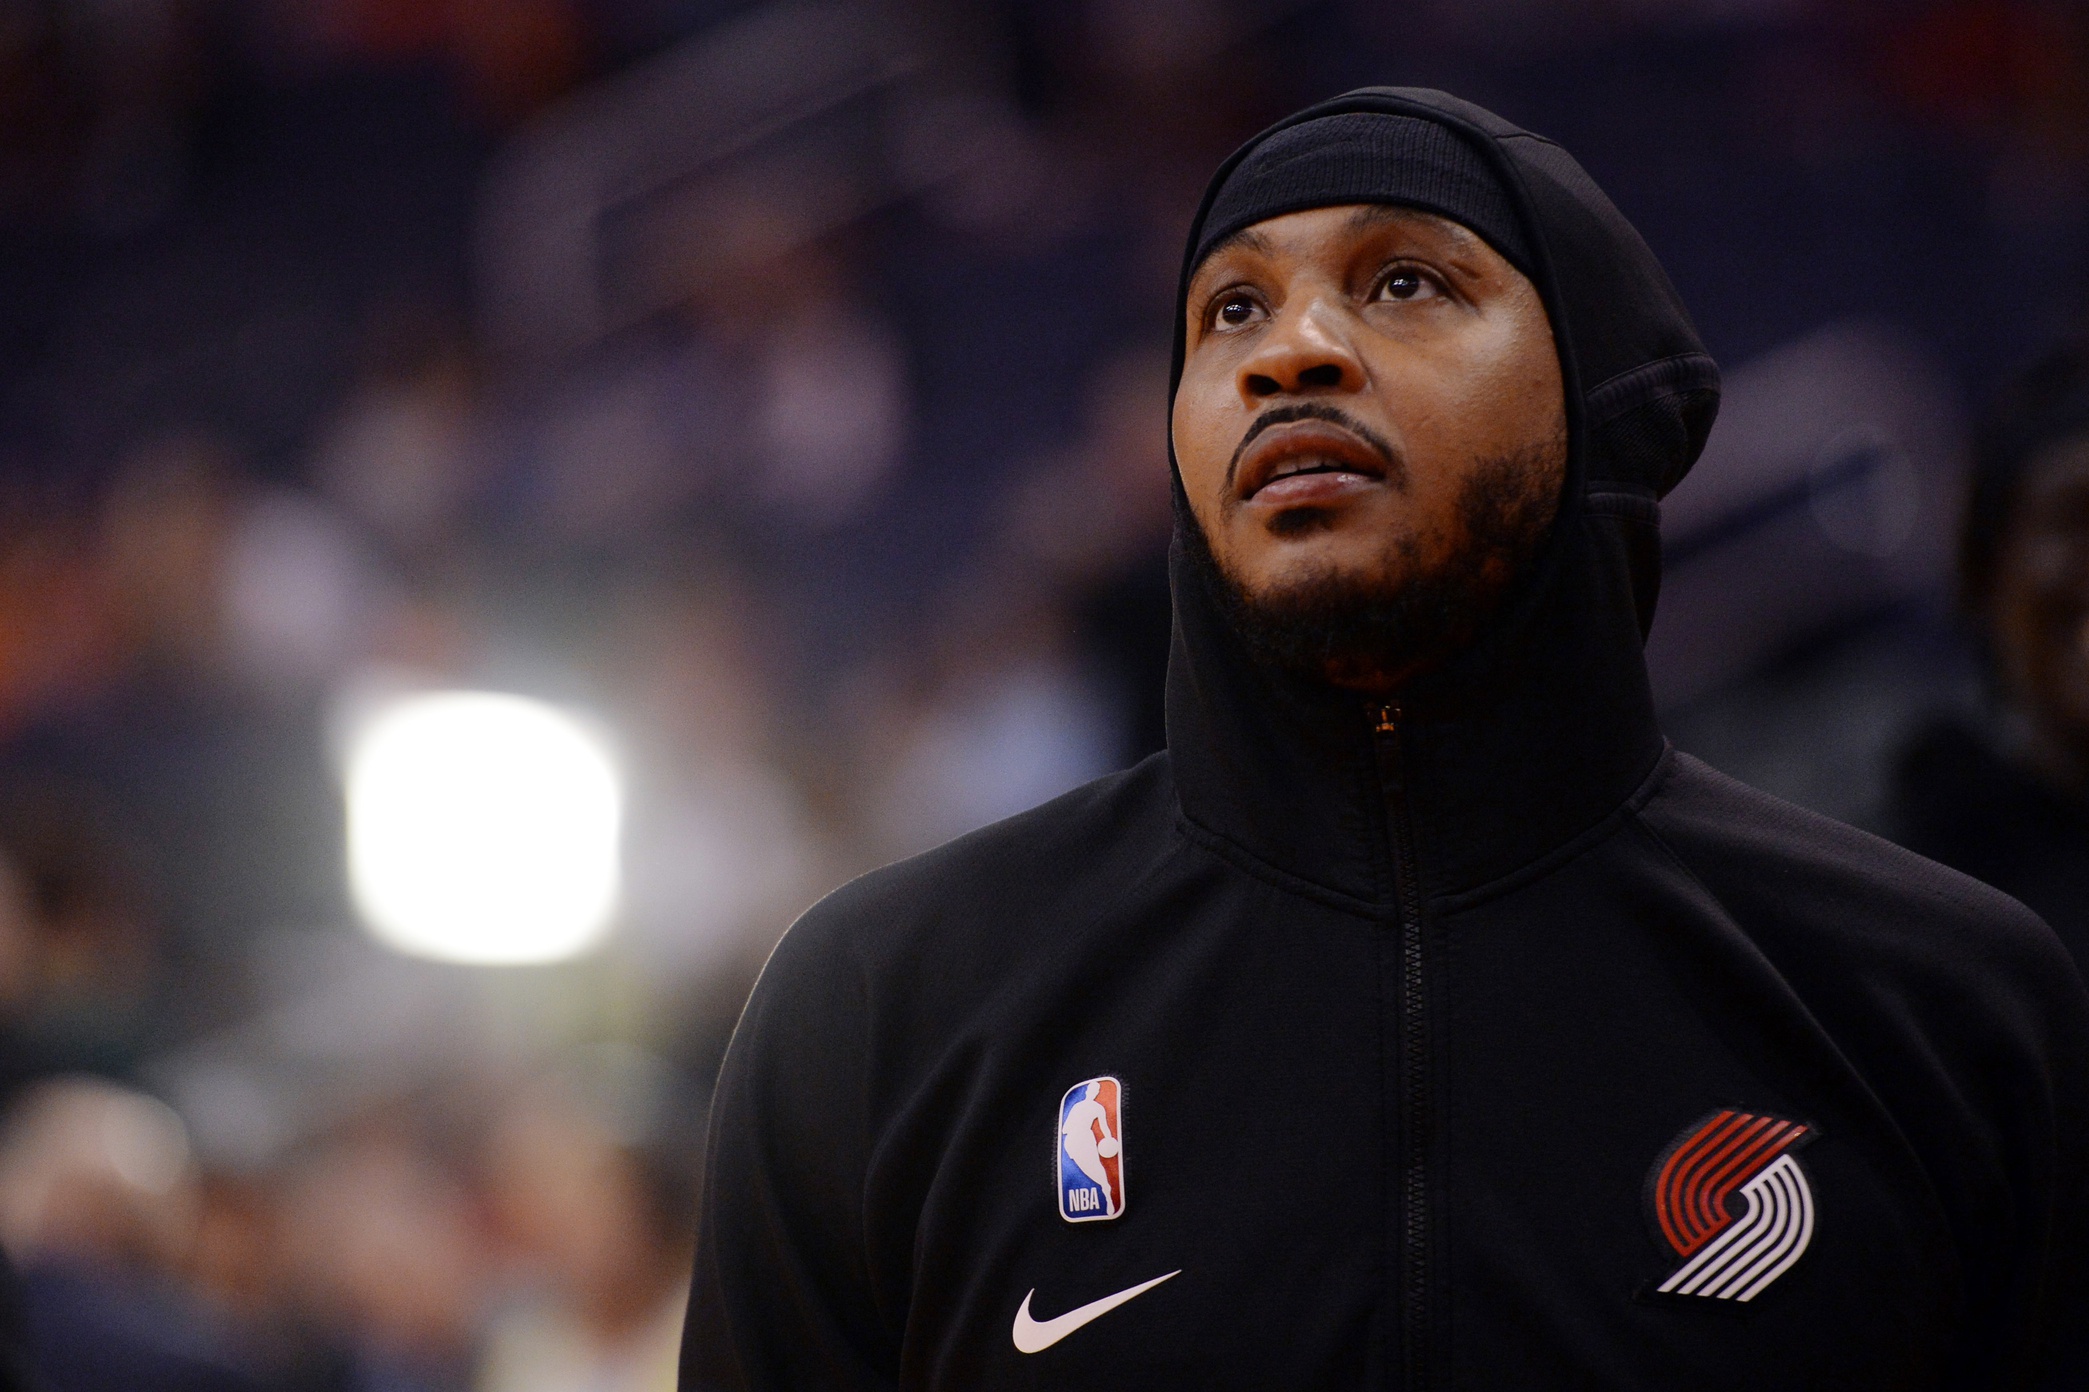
[1165,489,1665,910]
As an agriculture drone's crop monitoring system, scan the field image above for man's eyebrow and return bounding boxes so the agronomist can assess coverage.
[1194,225,1273,273]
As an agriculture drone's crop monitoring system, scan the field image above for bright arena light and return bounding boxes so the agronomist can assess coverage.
[346,690,621,965]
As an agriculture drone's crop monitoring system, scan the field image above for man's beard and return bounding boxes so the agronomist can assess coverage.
[1185,441,1562,691]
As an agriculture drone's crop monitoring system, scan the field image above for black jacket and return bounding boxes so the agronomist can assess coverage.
[683,89,2089,1390]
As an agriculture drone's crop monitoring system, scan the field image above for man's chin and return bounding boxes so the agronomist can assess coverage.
[1251,552,1406,607]
[1234,567,1445,692]
[1193,518,1538,691]
[1184,440,1562,691]
[1187,524,1444,691]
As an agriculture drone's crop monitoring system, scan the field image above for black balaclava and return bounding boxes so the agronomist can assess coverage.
[1163,88,1721,907]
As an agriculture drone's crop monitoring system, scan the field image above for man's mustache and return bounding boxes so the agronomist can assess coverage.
[1225,404,1403,493]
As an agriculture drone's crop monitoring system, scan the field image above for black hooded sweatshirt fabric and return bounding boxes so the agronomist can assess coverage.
[682,89,2089,1390]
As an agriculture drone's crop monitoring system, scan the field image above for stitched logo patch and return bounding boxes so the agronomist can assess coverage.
[1057,1077,1125,1223]
[1646,1109,1816,1302]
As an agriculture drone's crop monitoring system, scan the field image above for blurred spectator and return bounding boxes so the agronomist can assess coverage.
[1005,345,1178,765]
[843,343,1180,850]
[314,317,489,573]
[99,436,240,685]
[0,495,121,740]
[708,227,911,533]
[476,1048,697,1392]
[601,572,826,987]
[0,785,162,1095]
[853,570,1118,861]
[1887,340,2089,970]
[0,437,351,1011]
[276,1123,487,1392]
[297,0,587,124]
[182,1172,289,1374]
[0,1244,39,1392]
[220,485,397,706]
[0,0,205,236]
[0,1076,258,1391]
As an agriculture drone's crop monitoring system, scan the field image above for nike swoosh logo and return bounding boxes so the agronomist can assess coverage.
[1011,1270,1180,1353]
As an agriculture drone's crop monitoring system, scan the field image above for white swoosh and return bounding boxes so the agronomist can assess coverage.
[1011,1270,1180,1354]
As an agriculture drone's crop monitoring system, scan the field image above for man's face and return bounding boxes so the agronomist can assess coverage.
[1172,204,1567,690]
[1990,436,2089,767]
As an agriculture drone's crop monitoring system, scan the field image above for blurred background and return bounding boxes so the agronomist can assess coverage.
[0,0,2085,1387]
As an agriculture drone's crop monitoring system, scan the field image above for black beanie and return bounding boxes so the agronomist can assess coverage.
[1193,112,1534,277]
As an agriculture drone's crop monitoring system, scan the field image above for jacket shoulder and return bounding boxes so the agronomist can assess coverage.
[764,752,1181,989]
[1635,759,2089,1388]
[1638,752,2079,1005]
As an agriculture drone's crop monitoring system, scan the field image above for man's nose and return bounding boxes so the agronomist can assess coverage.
[1239,298,1364,401]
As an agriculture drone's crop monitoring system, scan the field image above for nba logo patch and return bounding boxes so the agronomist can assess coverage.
[1057,1076,1126,1223]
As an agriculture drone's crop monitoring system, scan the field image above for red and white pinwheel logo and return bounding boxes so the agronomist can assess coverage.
[1647,1110,1816,1303]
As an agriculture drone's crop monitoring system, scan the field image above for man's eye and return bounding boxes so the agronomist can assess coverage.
[1215,294,1259,327]
[1378,270,1435,302]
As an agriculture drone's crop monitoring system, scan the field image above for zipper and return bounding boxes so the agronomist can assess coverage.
[1372,702,1430,1390]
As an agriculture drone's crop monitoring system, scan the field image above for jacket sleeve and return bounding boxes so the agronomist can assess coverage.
[1835,903,2089,1389]
[2015,941,2089,1390]
[1867,905,2089,1390]
[680,905,900,1391]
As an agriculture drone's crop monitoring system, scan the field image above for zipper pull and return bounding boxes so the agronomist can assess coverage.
[1373,702,1400,735]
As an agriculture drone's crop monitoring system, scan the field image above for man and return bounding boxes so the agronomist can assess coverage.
[1889,341,2089,973]
[684,89,2089,1388]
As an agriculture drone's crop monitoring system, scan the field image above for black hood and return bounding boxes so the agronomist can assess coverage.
[1164,87,1721,906]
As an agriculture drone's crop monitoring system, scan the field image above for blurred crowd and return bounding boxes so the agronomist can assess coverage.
[0,0,2085,1388]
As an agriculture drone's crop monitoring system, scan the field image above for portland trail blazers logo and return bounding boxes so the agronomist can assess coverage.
[1646,1110,1817,1303]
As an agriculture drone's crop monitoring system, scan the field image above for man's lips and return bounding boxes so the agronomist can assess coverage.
[1234,420,1392,505]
